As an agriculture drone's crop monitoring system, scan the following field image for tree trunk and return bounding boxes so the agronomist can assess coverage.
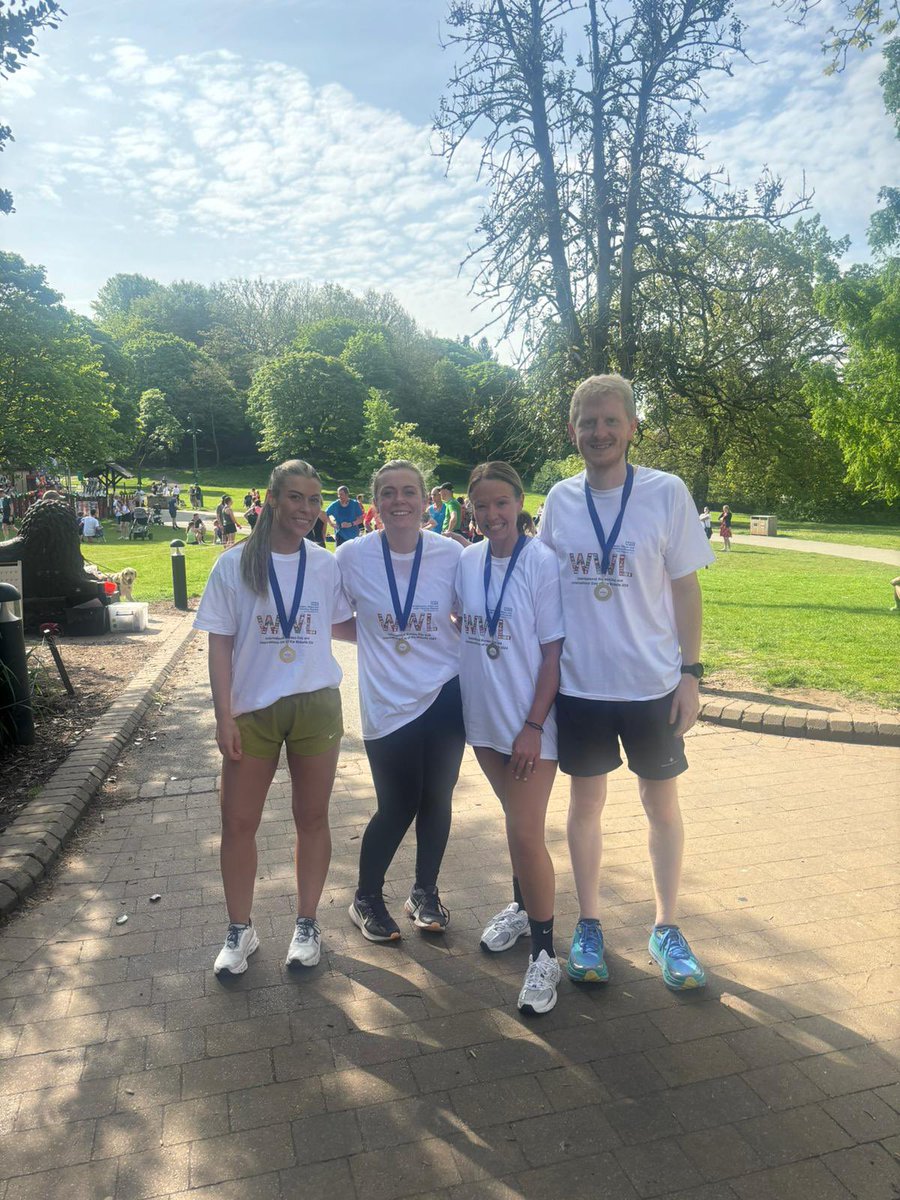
[587,0,614,375]
[691,462,710,508]
[501,0,584,365]
[209,406,220,466]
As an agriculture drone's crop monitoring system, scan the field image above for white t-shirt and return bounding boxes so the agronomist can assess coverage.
[455,538,564,759]
[539,466,714,702]
[81,515,101,537]
[337,531,462,740]
[193,541,351,717]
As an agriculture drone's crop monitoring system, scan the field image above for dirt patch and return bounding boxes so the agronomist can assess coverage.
[0,602,188,833]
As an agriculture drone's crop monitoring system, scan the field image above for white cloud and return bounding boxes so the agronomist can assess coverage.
[21,42,488,335]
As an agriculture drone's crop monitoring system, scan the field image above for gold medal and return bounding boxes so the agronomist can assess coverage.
[594,581,613,602]
[279,644,296,663]
[396,638,411,655]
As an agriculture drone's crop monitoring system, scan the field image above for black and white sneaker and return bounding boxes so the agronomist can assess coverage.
[517,950,561,1015]
[405,884,450,932]
[349,892,402,943]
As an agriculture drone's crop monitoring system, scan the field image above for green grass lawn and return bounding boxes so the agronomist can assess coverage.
[81,525,250,602]
[701,544,900,708]
[730,512,900,552]
[84,523,898,708]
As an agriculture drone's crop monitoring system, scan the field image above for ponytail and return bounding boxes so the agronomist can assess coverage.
[240,459,320,595]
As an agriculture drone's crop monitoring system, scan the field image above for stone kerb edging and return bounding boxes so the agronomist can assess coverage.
[698,691,900,746]
[0,615,196,917]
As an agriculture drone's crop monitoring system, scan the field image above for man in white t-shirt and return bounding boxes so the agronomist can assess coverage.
[539,374,714,992]
[81,512,102,541]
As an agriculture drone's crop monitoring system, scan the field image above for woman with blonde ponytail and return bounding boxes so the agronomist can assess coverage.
[194,460,353,976]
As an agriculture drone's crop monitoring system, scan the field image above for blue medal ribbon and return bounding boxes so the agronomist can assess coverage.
[584,464,634,576]
[484,535,527,640]
[381,532,423,633]
[267,541,307,640]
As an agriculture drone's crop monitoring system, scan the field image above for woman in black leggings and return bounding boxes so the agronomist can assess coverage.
[335,460,465,941]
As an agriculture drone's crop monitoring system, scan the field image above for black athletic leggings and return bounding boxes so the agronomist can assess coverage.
[358,676,465,895]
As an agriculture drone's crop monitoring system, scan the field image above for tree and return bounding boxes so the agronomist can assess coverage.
[130,389,184,486]
[776,0,897,71]
[462,358,522,461]
[436,0,807,387]
[0,252,118,467]
[121,331,243,464]
[246,352,366,472]
[355,389,400,478]
[633,218,844,506]
[340,329,400,392]
[295,318,364,359]
[92,274,163,329]
[379,423,441,484]
[1,0,65,213]
[806,258,900,502]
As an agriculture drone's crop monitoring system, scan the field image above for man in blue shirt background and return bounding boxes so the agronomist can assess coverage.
[326,485,364,545]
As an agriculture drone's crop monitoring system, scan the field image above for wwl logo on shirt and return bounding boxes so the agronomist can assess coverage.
[257,613,316,636]
[376,611,438,635]
[567,549,633,579]
[461,613,511,642]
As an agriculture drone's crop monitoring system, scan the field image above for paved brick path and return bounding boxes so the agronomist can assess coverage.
[0,638,898,1199]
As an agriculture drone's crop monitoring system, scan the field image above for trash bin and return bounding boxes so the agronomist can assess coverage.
[750,515,777,536]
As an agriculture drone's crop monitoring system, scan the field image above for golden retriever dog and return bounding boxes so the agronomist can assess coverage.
[114,567,137,602]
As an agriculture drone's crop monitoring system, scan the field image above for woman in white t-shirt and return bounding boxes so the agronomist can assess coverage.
[336,460,464,943]
[456,462,565,1016]
[194,459,353,977]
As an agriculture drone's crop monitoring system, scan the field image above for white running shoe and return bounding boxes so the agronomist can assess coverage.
[285,916,322,968]
[213,922,259,975]
[480,903,529,952]
[517,950,561,1015]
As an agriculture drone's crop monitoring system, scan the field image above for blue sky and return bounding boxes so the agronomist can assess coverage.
[1,0,895,346]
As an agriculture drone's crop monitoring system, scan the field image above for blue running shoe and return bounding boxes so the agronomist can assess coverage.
[648,925,706,990]
[566,918,609,983]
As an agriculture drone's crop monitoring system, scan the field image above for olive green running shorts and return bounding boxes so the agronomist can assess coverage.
[236,687,343,759]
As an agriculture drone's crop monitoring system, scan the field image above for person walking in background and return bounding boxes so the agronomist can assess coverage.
[539,374,714,993]
[700,506,712,540]
[719,504,733,551]
[440,483,461,535]
[456,462,565,1015]
[425,486,446,535]
[337,460,465,943]
[326,485,364,546]
[194,459,352,976]
[168,491,179,529]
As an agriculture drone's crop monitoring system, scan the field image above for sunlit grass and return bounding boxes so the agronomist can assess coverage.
[700,544,899,707]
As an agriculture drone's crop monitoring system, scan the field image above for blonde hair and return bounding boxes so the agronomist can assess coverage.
[239,459,321,595]
[569,374,635,423]
[371,460,428,506]
[467,461,524,499]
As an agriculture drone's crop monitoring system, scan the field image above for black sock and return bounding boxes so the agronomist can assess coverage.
[529,916,554,959]
[512,876,525,910]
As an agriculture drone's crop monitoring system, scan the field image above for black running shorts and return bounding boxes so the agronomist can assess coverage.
[556,689,688,780]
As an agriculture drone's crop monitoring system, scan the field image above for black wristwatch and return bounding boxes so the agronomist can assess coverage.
[680,662,704,679]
